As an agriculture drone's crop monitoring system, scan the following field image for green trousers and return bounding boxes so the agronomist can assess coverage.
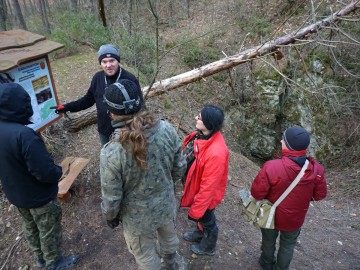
[17,199,62,266]
[259,228,301,270]
[124,220,179,270]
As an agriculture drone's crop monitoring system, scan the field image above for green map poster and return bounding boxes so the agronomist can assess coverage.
[0,57,60,132]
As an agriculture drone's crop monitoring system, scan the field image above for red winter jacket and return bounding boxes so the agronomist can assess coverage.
[251,155,327,231]
[180,131,229,220]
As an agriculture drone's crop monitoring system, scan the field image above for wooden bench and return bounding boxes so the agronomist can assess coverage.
[58,156,90,200]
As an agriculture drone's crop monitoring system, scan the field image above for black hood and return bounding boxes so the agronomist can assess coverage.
[0,83,33,124]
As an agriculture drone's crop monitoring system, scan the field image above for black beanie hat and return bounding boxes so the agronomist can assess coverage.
[104,79,142,115]
[98,44,120,64]
[0,83,33,124]
[283,126,310,150]
[200,105,224,133]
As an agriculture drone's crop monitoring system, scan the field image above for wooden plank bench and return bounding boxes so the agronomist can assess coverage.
[58,156,90,200]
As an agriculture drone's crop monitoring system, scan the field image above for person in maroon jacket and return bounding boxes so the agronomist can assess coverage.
[251,126,327,270]
[180,105,229,256]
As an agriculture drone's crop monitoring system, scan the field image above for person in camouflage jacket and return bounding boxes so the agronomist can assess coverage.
[100,79,186,270]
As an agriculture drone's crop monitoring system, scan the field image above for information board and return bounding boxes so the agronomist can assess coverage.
[0,57,60,132]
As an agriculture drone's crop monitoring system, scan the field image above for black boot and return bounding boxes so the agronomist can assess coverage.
[46,254,80,270]
[183,224,204,242]
[163,253,176,270]
[191,224,218,256]
[35,256,45,268]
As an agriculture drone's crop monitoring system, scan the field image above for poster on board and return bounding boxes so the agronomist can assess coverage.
[0,57,60,132]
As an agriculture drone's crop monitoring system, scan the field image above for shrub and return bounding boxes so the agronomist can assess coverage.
[180,41,220,68]
[50,11,110,57]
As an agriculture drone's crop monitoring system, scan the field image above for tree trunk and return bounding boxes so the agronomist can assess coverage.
[10,0,27,30]
[37,0,51,34]
[148,0,159,70]
[88,0,96,13]
[63,110,98,132]
[98,0,107,27]
[168,0,173,26]
[61,2,359,132]
[70,0,77,12]
[185,0,190,18]
[28,0,37,15]
[128,0,132,35]
[0,0,7,30]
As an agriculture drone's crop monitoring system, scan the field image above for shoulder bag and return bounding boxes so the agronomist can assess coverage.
[239,159,309,229]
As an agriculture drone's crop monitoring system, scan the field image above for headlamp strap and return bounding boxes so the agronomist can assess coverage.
[104,82,140,113]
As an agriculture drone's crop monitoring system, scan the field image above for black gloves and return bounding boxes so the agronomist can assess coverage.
[107,217,120,229]
[50,104,68,114]
[188,215,198,222]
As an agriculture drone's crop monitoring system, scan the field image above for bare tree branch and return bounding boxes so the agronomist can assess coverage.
[329,47,360,78]
[142,2,359,97]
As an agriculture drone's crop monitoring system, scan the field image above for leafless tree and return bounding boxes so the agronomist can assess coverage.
[147,0,160,70]
[185,0,190,18]
[0,0,7,30]
[69,0,78,12]
[10,0,27,30]
[37,0,51,34]
[98,0,107,27]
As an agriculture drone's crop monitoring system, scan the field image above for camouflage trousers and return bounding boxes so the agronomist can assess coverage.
[124,220,179,270]
[17,199,62,266]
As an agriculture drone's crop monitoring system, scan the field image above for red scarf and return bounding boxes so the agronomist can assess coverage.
[282,149,307,158]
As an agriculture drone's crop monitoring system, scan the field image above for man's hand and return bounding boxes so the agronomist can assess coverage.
[50,104,67,114]
[107,218,120,229]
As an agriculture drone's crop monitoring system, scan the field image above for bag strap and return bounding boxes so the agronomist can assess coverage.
[273,159,309,207]
[265,159,309,228]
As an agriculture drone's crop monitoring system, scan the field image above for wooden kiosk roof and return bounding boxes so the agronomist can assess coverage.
[0,29,64,72]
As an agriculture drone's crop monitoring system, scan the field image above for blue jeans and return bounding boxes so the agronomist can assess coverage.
[259,228,301,270]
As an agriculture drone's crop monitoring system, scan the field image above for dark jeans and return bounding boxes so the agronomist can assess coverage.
[259,228,301,270]
[17,199,62,266]
[99,132,110,146]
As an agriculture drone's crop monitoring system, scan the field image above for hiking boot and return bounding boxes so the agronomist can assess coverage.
[35,256,45,268]
[183,230,203,242]
[163,253,176,270]
[191,244,215,256]
[46,254,80,270]
[190,224,218,256]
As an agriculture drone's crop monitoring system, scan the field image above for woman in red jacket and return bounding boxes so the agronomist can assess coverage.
[251,126,327,270]
[180,105,229,256]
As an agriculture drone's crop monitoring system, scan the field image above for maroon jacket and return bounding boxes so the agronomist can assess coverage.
[181,131,229,220]
[251,154,327,231]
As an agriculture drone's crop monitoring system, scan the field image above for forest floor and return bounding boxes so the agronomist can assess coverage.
[1,1,360,270]
[0,47,359,270]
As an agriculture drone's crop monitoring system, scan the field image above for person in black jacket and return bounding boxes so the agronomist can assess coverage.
[52,44,143,145]
[0,83,79,270]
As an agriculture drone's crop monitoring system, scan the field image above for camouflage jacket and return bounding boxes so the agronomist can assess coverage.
[100,119,186,235]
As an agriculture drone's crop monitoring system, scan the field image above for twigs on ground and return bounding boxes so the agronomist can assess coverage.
[0,233,23,270]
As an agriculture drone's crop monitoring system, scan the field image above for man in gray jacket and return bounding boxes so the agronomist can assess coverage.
[100,79,186,270]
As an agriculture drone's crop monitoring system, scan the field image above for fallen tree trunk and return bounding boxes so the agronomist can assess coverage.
[143,1,359,97]
[62,2,359,132]
[63,111,97,132]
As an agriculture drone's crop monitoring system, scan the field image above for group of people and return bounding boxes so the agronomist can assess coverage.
[0,44,327,270]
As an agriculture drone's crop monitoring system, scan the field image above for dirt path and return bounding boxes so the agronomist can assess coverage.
[1,120,359,270]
